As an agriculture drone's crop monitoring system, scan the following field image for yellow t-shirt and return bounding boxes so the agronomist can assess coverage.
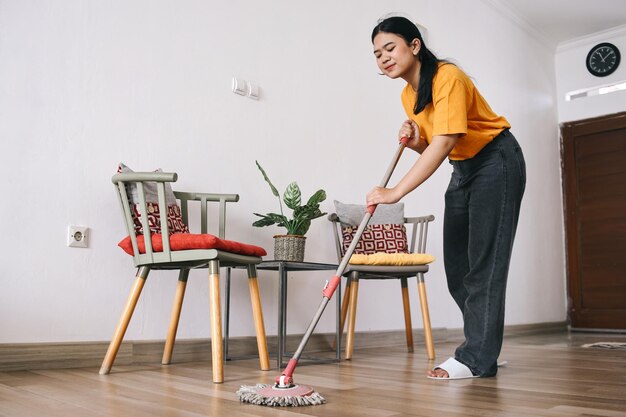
[401,63,510,160]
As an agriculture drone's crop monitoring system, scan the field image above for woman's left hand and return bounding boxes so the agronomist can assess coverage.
[366,186,401,206]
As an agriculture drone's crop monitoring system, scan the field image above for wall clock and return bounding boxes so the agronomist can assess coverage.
[586,42,621,77]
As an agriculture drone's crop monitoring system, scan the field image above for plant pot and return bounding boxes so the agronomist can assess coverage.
[273,235,306,262]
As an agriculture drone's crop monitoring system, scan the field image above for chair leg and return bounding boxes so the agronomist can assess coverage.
[345,272,359,360]
[246,265,270,371]
[401,278,414,353]
[162,269,189,365]
[99,266,150,375]
[332,277,351,351]
[209,261,224,383]
[417,273,435,360]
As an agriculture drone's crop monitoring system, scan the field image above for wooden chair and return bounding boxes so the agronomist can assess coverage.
[328,212,436,360]
[100,171,270,383]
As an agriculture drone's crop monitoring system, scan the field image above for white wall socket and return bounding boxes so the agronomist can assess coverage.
[67,225,89,248]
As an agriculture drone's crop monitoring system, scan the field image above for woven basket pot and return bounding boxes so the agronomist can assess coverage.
[273,235,306,262]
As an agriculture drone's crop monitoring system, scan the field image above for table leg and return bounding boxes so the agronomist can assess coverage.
[277,262,285,369]
[282,267,288,355]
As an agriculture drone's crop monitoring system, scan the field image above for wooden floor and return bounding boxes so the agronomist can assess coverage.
[1,330,625,417]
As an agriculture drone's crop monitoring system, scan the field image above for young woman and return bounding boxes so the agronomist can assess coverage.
[366,16,526,379]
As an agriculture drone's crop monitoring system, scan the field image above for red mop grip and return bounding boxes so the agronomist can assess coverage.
[367,205,376,215]
[322,275,341,298]
[275,358,298,385]
[400,136,409,145]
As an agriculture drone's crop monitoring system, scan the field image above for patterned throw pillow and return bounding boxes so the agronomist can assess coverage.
[334,201,408,255]
[129,202,189,236]
[341,223,409,255]
[117,163,190,235]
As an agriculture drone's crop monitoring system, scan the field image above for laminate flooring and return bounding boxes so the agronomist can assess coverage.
[1,330,625,417]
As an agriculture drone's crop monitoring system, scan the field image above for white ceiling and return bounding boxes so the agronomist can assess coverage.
[495,0,626,46]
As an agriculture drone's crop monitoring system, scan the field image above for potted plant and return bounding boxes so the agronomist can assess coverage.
[253,161,327,262]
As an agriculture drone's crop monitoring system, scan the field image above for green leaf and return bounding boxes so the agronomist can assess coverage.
[255,161,279,198]
[291,219,311,236]
[308,208,326,220]
[252,213,288,228]
[283,182,301,210]
[294,205,326,220]
[252,214,276,227]
[283,219,296,235]
[307,189,327,206]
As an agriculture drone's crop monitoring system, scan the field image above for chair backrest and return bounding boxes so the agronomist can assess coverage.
[112,171,239,266]
[328,212,435,262]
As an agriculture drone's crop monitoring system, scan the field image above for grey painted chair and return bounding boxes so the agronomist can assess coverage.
[328,213,436,360]
[101,171,270,383]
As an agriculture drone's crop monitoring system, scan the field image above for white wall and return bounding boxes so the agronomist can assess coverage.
[0,0,566,343]
[556,25,626,122]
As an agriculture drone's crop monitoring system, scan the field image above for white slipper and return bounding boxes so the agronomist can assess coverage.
[428,357,477,380]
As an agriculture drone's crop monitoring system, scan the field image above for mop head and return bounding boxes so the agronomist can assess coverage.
[236,383,326,407]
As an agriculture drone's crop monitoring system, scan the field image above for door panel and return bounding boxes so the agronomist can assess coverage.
[562,112,626,329]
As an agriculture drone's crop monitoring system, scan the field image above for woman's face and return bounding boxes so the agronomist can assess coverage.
[373,32,420,79]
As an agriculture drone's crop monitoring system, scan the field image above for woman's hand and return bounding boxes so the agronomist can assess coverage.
[399,120,428,154]
[398,119,416,142]
[366,186,402,206]
[369,134,460,206]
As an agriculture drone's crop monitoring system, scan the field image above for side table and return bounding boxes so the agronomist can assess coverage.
[224,260,340,368]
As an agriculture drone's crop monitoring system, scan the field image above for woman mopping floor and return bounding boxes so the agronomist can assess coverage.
[368,15,525,380]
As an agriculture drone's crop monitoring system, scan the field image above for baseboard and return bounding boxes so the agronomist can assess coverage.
[569,326,626,334]
[504,321,568,337]
[0,321,567,372]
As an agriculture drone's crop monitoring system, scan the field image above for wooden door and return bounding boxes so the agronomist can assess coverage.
[562,111,626,330]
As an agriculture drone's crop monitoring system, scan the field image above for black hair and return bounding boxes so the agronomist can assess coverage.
[371,16,441,115]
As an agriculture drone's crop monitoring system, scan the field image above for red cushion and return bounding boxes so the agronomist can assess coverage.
[118,233,267,257]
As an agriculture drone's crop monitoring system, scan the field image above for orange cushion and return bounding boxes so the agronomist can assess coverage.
[349,252,435,265]
[118,233,267,257]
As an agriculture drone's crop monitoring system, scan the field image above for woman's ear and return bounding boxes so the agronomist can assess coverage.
[411,39,421,56]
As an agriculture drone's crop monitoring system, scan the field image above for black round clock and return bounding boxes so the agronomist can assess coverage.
[586,42,620,77]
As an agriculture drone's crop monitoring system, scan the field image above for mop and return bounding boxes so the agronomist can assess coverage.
[237,137,409,407]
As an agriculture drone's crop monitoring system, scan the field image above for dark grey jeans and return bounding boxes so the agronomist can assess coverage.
[443,129,526,377]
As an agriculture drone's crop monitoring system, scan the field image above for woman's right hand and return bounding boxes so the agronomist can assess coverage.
[399,120,428,154]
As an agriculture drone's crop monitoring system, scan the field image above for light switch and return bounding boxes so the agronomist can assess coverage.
[232,77,246,95]
[247,82,259,100]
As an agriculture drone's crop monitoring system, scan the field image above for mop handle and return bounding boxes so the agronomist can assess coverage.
[276,137,409,386]
[323,136,409,298]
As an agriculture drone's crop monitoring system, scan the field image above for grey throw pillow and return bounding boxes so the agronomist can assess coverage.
[333,200,405,227]
[118,162,177,206]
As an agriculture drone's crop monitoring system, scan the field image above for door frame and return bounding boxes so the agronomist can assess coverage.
[561,111,626,330]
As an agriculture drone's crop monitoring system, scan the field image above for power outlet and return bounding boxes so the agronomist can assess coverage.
[67,225,89,248]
